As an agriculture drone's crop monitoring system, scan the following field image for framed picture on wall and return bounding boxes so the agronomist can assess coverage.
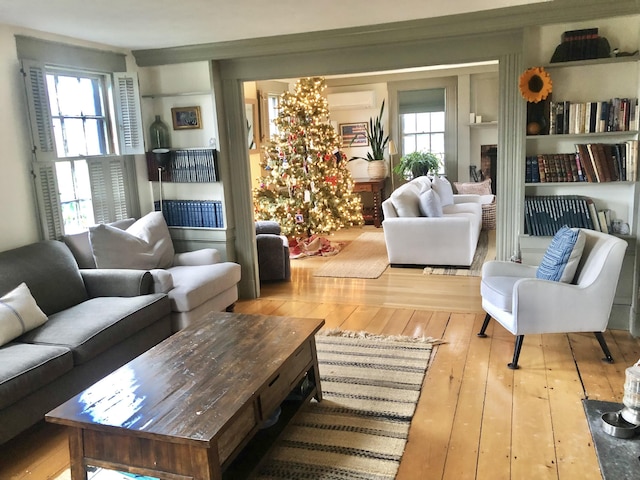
[340,122,368,147]
[171,106,202,130]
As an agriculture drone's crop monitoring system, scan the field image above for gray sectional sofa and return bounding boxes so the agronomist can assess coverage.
[0,240,172,445]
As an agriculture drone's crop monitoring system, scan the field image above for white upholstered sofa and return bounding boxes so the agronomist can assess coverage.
[382,176,491,266]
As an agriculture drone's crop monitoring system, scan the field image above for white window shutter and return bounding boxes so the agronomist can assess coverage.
[32,162,64,239]
[22,60,57,163]
[113,72,144,155]
[88,157,129,224]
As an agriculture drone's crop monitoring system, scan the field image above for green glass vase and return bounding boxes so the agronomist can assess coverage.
[149,115,171,150]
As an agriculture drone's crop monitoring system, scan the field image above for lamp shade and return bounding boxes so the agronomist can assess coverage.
[388,140,398,155]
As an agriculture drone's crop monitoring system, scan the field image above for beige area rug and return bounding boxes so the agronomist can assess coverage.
[313,232,389,279]
[253,330,438,479]
[422,229,495,277]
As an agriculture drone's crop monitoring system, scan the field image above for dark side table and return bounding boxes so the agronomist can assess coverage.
[353,179,385,228]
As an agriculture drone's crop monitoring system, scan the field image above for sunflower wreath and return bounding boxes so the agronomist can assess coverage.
[519,67,552,103]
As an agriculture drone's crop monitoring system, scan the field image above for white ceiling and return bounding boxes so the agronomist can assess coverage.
[0,0,550,51]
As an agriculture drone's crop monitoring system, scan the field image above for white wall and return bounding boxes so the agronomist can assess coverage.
[0,25,40,250]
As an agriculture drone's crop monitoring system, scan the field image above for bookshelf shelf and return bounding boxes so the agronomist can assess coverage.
[525,181,636,187]
[527,131,639,141]
[542,54,640,70]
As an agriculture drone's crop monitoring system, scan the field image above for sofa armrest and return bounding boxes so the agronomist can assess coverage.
[81,269,154,297]
[173,248,221,266]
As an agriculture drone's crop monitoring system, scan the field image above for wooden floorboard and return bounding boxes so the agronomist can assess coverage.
[3,226,640,480]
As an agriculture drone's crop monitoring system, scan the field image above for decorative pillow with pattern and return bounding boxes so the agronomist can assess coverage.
[536,226,585,282]
[454,178,492,195]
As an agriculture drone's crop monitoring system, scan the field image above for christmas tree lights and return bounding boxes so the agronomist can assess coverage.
[253,77,364,239]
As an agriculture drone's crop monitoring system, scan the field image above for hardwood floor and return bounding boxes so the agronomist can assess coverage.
[2,225,638,479]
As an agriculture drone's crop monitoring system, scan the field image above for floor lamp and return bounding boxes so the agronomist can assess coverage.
[152,148,171,212]
[388,140,398,191]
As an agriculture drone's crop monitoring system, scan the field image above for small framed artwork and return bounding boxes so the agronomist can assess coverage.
[340,122,369,147]
[245,99,260,153]
[171,106,202,130]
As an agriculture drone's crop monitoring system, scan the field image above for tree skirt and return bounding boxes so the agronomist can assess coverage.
[289,235,344,258]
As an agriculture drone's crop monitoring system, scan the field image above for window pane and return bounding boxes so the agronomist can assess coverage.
[431,111,445,132]
[46,76,60,116]
[52,118,65,157]
[56,76,84,116]
[402,135,415,154]
[78,78,102,116]
[416,134,430,152]
[64,118,88,157]
[431,133,445,153]
[75,160,92,199]
[56,159,95,234]
[55,162,74,202]
[84,119,106,156]
[416,113,430,133]
[402,114,416,134]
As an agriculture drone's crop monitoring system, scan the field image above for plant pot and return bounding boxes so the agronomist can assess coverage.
[367,160,388,179]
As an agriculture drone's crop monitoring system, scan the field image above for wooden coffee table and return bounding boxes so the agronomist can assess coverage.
[46,312,324,480]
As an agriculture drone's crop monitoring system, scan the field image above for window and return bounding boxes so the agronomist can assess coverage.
[401,112,445,171]
[21,58,143,239]
[399,88,446,174]
[47,70,112,158]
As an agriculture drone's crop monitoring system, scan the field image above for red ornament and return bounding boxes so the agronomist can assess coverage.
[324,154,332,161]
[325,175,337,185]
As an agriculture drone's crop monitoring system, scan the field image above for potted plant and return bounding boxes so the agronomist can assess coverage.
[393,151,441,180]
[350,100,390,179]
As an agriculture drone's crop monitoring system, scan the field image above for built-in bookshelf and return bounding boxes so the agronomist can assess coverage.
[522,19,640,332]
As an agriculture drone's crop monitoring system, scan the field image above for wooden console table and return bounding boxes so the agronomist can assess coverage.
[353,179,385,228]
[46,312,324,480]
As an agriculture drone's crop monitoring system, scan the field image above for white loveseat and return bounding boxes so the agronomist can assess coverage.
[382,176,491,266]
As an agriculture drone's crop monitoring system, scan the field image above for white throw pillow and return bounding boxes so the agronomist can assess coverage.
[0,283,48,346]
[390,188,421,217]
[90,212,175,270]
[418,189,443,217]
[431,176,454,206]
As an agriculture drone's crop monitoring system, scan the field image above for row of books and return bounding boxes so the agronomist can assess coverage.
[146,149,219,183]
[548,98,638,135]
[525,141,638,183]
[154,200,224,228]
[524,195,600,236]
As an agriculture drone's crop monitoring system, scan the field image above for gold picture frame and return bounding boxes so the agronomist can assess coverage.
[171,106,202,130]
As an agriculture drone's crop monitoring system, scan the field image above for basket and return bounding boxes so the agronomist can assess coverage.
[482,201,496,230]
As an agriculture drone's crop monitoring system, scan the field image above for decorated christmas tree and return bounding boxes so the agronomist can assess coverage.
[254,77,363,239]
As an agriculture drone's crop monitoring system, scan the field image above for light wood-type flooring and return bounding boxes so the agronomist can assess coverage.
[2,226,639,480]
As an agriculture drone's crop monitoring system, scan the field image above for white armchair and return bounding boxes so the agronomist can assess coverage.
[478,228,627,369]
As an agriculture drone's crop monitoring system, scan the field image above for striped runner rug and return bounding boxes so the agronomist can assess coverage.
[253,330,439,479]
